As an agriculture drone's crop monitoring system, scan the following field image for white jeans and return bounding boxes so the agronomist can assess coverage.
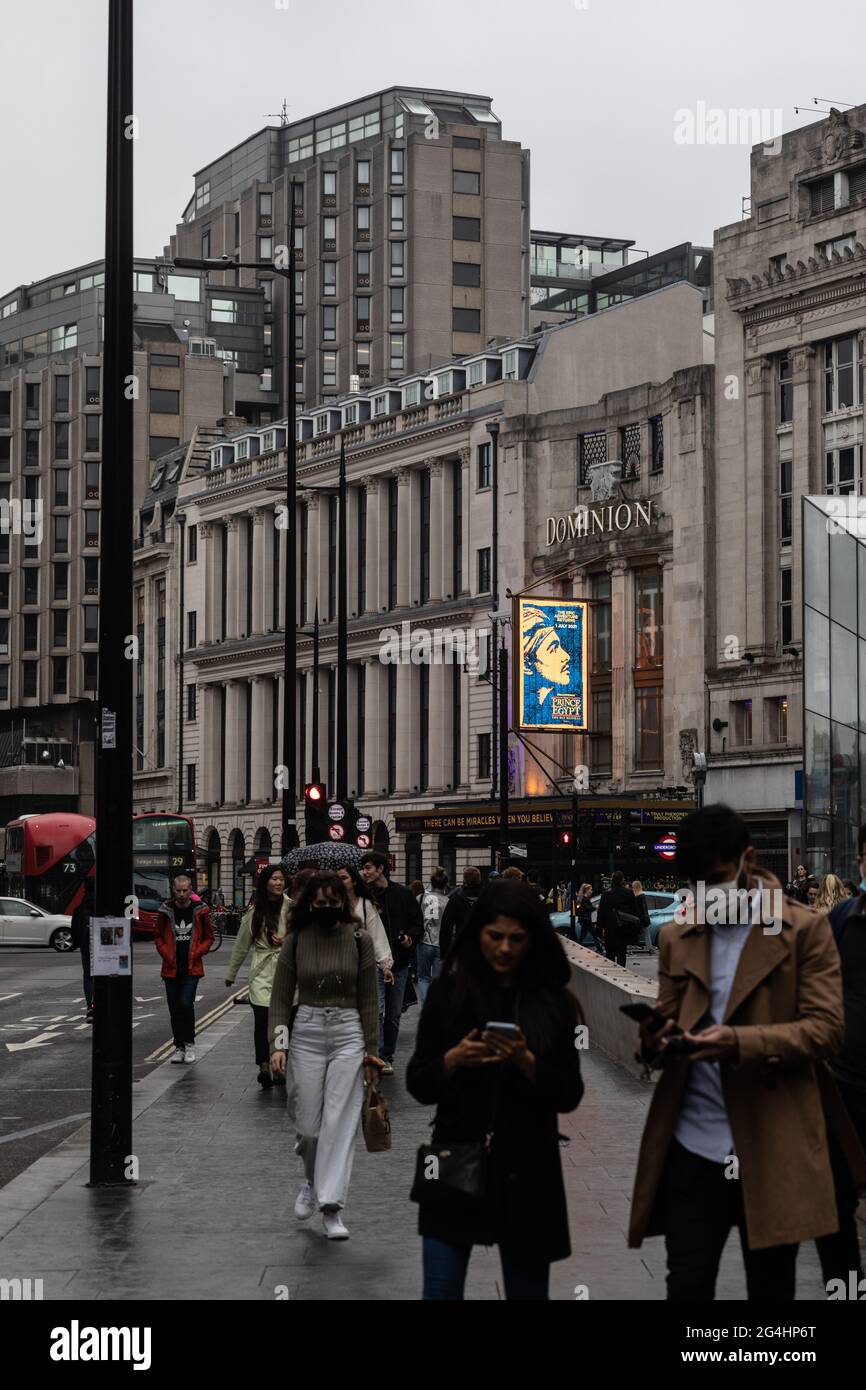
[290,1005,364,1211]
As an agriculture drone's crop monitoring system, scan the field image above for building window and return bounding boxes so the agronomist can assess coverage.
[356,159,370,190]
[54,376,70,414]
[780,567,792,645]
[419,469,430,604]
[732,699,753,747]
[635,567,663,666]
[590,689,613,777]
[621,422,641,480]
[53,516,69,555]
[824,335,862,412]
[323,263,337,297]
[634,687,662,769]
[477,732,492,780]
[389,286,404,324]
[322,305,337,341]
[825,445,861,495]
[85,415,100,453]
[54,470,70,507]
[83,652,98,692]
[477,547,491,594]
[294,270,304,307]
[592,572,612,672]
[390,149,404,186]
[258,191,273,224]
[477,442,492,489]
[355,343,370,377]
[187,611,197,648]
[356,250,371,286]
[23,613,38,651]
[389,335,404,371]
[322,216,337,251]
[25,430,39,467]
[23,662,38,698]
[322,351,337,387]
[85,365,101,403]
[186,763,196,801]
[83,605,98,644]
[817,233,855,259]
[187,684,197,721]
[201,228,211,259]
[780,457,792,544]
[150,388,179,414]
[259,236,273,262]
[453,307,480,333]
[84,512,99,548]
[356,205,371,240]
[52,609,68,648]
[453,216,481,242]
[322,171,337,201]
[453,261,481,287]
[53,656,68,696]
[149,436,178,460]
[85,462,100,499]
[809,176,835,214]
[25,383,40,419]
[355,297,370,333]
[84,557,99,596]
[453,170,481,195]
[53,562,68,601]
[453,460,463,595]
[779,353,793,423]
[390,242,405,277]
[195,181,210,211]
[187,523,197,562]
[765,695,788,744]
[391,196,405,232]
[649,415,664,474]
[579,430,607,486]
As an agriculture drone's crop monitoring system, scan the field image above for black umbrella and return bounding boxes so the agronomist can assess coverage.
[282,842,364,874]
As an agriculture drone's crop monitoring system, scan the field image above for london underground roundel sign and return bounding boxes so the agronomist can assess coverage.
[654,834,677,861]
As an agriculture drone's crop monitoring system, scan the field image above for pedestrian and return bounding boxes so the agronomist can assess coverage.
[501,866,524,881]
[410,879,425,902]
[417,869,449,1003]
[806,883,820,909]
[816,874,847,913]
[407,880,585,1300]
[153,873,215,1064]
[268,871,383,1240]
[71,886,94,1021]
[784,863,811,904]
[629,803,865,1300]
[842,879,859,898]
[816,829,866,1288]
[525,869,546,904]
[223,865,292,1089]
[336,864,394,1047]
[290,866,316,903]
[359,852,423,1075]
[439,865,482,959]
[631,879,654,951]
[596,870,640,968]
[575,883,597,949]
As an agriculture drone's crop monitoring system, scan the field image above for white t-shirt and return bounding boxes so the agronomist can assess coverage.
[353,898,392,969]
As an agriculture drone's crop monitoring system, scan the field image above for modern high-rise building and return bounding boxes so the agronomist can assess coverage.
[163,86,531,416]
[0,258,260,818]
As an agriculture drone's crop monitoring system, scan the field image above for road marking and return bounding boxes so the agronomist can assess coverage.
[0,1112,89,1145]
[0,993,23,1004]
[6,1030,65,1053]
[135,995,161,1002]
[144,986,248,1062]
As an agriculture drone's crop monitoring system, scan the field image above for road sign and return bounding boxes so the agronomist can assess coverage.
[328,824,345,841]
[356,833,371,849]
[356,815,372,833]
[655,834,677,860]
[508,844,528,858]
[329,802,346,821]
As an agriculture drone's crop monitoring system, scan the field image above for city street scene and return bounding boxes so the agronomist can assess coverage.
[1,0,866,1362]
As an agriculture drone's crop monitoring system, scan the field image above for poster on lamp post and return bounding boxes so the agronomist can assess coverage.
[515,597,588,732]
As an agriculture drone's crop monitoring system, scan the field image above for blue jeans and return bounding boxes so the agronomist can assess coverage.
[422,1237,550,1301]
[164,974,199,1047]
[377,966,386,1055]
[381,965,409,1063]
[416,943,440,1003]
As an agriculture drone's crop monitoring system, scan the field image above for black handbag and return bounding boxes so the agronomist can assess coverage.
[410,1070,504,1211]
[614,909,642,945]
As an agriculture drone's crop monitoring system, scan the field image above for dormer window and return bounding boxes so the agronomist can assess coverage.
[235,439,249,461]
[262,430,276,453]
[502,350,519,380]
[403,382,421,406]
[372,394,388,417]
[468,361,484,387]
[314,415,330,436]
[344,403,358,425]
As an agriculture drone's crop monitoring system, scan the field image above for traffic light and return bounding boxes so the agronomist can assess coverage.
[559,830,573,848]
[304,783,328,844]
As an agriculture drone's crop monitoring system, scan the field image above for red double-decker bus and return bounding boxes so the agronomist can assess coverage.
[4,811,197,931]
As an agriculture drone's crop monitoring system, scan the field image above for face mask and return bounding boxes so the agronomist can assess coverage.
[311,906,341,929]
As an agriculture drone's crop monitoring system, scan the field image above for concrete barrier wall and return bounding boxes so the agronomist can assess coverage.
[563,942,658,1081]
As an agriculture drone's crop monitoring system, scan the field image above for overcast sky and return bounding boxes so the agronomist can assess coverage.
[2,0,863,291]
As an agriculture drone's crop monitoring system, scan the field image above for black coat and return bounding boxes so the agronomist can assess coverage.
[438,889,479,958]
[375,879,423,968]
[596,886,639,946]
[406,974,584,1262]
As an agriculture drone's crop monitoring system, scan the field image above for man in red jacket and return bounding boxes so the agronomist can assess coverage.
[153,874,214,1064]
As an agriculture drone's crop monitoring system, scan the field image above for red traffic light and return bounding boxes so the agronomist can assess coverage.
[305,783,325,802]
[559,831,572,846]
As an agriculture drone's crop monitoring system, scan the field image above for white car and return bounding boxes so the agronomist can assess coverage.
[0,897,74,951]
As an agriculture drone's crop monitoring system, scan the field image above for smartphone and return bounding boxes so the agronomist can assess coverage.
[484,1021,520,1038]
[663,1034,699,1056]
[620,1002,668,1032]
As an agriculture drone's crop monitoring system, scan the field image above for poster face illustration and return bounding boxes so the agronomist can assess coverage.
[515,597,588,732]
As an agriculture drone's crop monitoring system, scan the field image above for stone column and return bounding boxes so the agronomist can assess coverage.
[225,517,241,641]
[200,522,218,645]
[199,684,219,805]
[305,493,320,625]
[459,447,471,594]
[251,675,273,802]
[608,559,628,783]
[224,681,244,803]
[250,509,267,636]
[347,485,359,619]
[396,467,412,609]
[395,662,416,793]
[362,476,380,614]
[790,344,816,644]
[659,554,674,783]
[743,356,770,650]
[347,663,360,797]
[364,657,387,796]
[429,459,445,603]
[428,659,448,791]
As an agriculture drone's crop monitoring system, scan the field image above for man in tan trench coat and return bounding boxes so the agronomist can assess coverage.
[628,804,866,1299]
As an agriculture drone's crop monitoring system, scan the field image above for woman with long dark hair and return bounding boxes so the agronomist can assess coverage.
[224,865,291,1088]
[269,871,383,1240]
[407,880,584,1300]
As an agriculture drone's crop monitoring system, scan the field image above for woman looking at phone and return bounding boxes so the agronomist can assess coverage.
[406,880,584,1300]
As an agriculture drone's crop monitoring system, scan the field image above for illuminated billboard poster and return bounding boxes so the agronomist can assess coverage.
[515,597,588,732]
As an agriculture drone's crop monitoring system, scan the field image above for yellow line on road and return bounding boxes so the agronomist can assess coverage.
[144,986,249,1064]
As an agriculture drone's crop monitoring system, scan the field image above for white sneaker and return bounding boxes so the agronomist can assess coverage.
[183,1046,196,1063]
[322,1209,349,1240]
[294,1182,316,1221]
[169,1047,185,1064]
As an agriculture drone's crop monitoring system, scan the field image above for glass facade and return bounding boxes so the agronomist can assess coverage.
[803,495,866,878]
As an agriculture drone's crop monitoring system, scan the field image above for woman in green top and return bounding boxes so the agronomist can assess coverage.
[225,865,291,1089]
